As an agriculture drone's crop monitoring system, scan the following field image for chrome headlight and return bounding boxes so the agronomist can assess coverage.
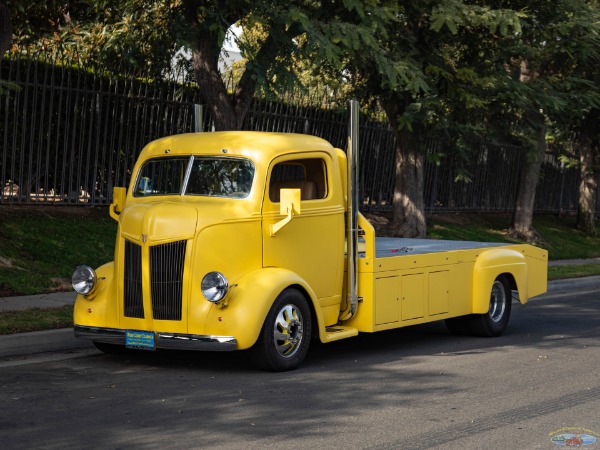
[201,272,229,302]
[72,265,97,295]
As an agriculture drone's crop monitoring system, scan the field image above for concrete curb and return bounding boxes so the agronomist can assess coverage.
[1,276,600,359]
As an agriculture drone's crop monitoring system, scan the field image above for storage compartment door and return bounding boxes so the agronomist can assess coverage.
[401,273,425,321]
[375,276,400,325]
[429,271,450,316]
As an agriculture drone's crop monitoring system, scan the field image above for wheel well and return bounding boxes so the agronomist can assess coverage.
[287,284,320,341]
[499,272,520,301]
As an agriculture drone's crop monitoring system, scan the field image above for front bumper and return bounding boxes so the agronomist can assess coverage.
[74,325,237,352]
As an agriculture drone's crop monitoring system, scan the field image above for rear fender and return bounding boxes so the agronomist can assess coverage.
[204,268,326,349]
[473,249,527,314]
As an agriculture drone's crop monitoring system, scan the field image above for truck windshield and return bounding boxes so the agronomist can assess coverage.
[135,156,255,198]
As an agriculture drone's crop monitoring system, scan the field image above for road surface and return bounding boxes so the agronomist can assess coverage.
[1,288,599,449]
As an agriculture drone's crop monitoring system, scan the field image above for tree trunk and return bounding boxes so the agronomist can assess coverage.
[183,1,250,131]
[509,111,545,243]
[189,27,280,131]
[391,130,426,237]
[0,5,12,59]
[576,110,599,235]
[190,29,241,131]
[577,142,597,235]
[381,99,426,237]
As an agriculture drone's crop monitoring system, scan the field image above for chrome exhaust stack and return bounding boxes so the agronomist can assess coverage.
[340,100,359,322]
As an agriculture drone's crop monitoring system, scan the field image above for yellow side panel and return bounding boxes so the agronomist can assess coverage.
[428,271,449,316]
[375,276,400,325]
[263,213,342,299]
[401,273,425,321]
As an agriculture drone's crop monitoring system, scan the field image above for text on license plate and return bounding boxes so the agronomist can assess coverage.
[125,330,155,350]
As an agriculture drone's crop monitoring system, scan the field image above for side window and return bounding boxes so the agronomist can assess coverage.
[269,158,328,202]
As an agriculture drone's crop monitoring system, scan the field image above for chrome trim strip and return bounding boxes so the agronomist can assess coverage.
[180,155,195,195]
[157,333,237,351]
[74,326,237,352]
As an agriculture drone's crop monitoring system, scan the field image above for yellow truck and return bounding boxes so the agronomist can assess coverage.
[72,103,547,371]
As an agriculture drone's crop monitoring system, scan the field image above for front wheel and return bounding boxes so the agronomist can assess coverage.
[250,288,312,372]
[468,275,512,337]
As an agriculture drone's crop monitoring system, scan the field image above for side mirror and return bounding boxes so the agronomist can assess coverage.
[109,187,127,221]
[269,188,301,236]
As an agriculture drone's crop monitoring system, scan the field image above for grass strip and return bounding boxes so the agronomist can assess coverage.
[548,264,600,280]
[0,305,73,335]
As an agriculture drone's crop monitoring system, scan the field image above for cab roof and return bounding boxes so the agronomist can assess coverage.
[139,132,337,163]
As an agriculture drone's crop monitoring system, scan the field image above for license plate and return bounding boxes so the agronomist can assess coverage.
[125,330,156,350]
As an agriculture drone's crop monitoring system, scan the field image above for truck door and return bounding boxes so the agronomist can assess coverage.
[262,153,345,305]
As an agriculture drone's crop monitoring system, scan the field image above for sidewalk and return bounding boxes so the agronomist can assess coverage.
[1,272,600,359]
[0,291,77,312]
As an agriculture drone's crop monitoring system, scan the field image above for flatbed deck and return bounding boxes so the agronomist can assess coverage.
[371,237,505,258]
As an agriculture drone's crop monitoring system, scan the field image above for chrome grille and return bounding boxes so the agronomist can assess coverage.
[150,240,186,321]
[124,240,144,318]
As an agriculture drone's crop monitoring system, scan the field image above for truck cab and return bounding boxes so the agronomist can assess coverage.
[73,132,350,370]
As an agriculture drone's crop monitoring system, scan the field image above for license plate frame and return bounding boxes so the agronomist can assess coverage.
[125,330,156,350]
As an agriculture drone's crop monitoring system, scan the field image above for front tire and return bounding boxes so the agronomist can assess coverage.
[468,275,512,337]
[250,288,311,372]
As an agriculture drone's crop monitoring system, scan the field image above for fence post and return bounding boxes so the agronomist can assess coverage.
[193,104,203,132]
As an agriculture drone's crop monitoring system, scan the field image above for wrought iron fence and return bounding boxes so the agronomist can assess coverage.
[0,54,596,215]
[1,56,201,205]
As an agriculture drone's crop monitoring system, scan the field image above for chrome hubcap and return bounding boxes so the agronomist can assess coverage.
[489,280,506,323]
[273,304,304,358]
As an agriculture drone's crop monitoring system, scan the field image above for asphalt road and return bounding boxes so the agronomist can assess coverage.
[1,288,599,450]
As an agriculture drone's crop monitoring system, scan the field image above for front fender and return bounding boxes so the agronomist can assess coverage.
[203,267,325,350]
[473,249,527,314]
[73,261,119,328]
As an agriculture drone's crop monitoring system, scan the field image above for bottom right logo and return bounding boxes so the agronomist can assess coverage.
[549,428,599,447]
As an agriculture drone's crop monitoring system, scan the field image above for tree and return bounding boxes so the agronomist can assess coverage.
[178,0,398,130]
[6,0,402,127]
[490,0,600,242]
[576,109,599,234]
[568,1,600,235]
[348,1,522,237]
[6,1,178,77]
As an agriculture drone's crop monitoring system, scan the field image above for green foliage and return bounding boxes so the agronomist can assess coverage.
[0,79,20,95]
[430,2,522,35]
[8,0,179,76]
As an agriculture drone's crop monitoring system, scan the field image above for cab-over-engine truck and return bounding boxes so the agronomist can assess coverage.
[72,102,548,371]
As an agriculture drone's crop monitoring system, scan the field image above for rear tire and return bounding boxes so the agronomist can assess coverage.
[250,288,311,372]
[468,275,512,337]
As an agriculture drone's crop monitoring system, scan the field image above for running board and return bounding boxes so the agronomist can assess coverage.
[323,326,359,343]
